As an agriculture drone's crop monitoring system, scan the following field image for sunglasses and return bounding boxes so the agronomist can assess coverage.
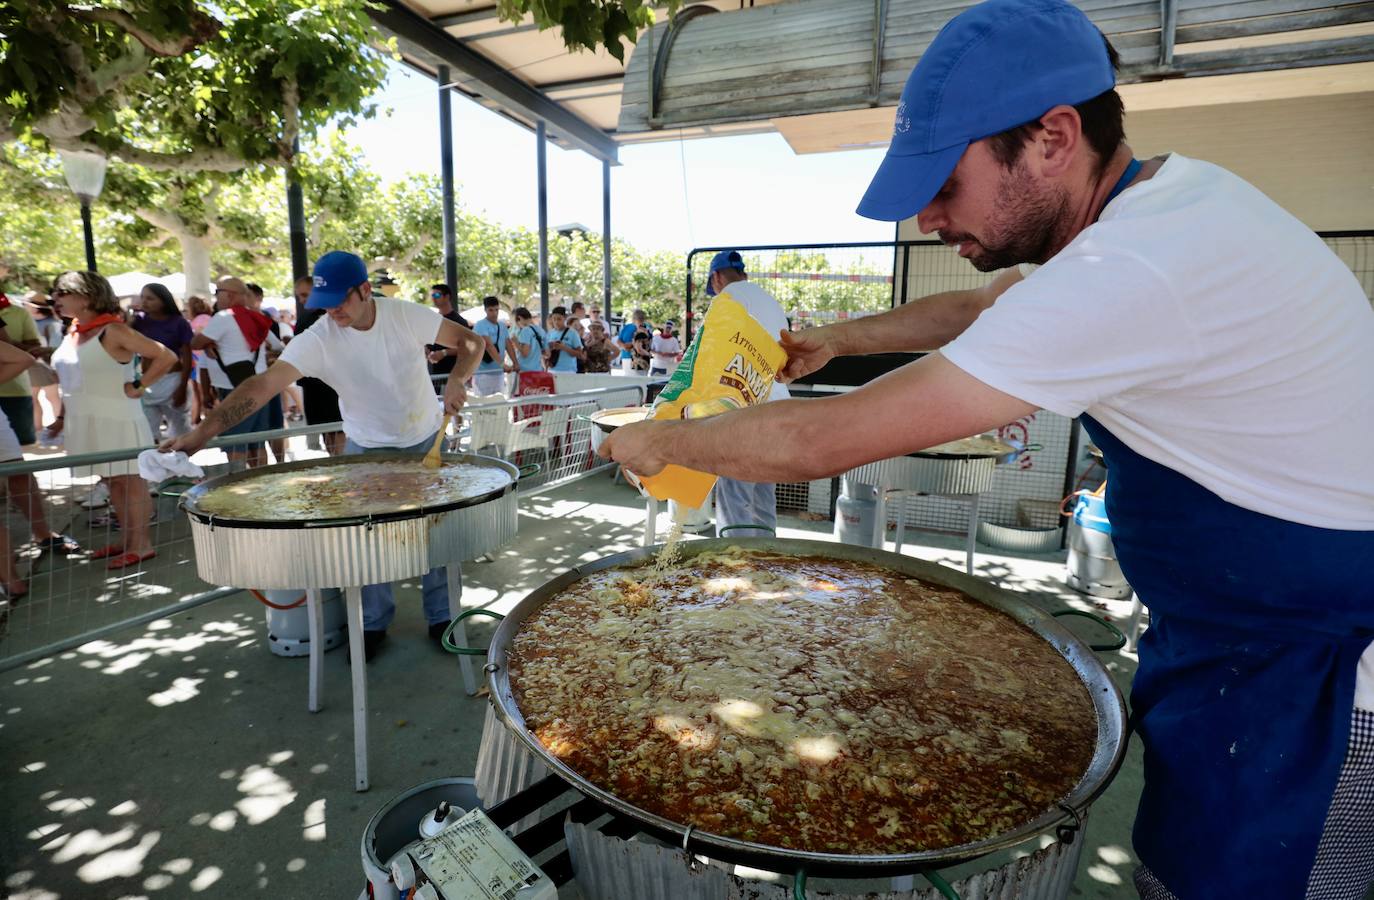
[431,292,444,299]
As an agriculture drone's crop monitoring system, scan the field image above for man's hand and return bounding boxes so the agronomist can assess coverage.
[123,382,142,400]
[778,328,841,383]
[159,425,210,456]
[441,380,468,417]
[597,420,674,477]
[427,349,447,365]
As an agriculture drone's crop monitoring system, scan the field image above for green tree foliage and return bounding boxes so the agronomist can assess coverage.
[497,0,682,62]
[2,141,686,318]
[2,0,388,171]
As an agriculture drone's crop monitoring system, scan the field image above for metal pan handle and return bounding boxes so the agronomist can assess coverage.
[441,608,506,656]
[1051,609,1127,652]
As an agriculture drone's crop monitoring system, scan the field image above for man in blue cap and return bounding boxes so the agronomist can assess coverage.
[603,1,1374,896]
[166,251,486,660]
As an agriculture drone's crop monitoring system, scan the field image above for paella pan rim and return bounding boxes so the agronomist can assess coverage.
[179,451,519,530]
[484,536,1129,875]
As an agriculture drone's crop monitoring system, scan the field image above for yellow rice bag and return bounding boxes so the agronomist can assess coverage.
[635,293,786,507]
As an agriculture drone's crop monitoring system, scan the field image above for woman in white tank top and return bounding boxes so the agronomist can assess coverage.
[50,272,177,570]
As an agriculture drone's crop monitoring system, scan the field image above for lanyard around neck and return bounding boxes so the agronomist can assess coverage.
[1100,158,1142,216]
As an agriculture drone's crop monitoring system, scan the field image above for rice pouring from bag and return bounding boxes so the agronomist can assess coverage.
[631,294,786,508]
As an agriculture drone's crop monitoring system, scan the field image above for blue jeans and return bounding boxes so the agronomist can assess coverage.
[713,478,777,537]
[344,432,459,631]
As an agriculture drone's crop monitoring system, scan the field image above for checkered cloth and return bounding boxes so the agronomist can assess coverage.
[1306,708,1374,899]
[1134,708,1374,900]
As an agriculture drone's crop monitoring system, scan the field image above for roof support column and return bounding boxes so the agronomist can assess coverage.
[536,119,550,323]
[602,159,613,318]
[438,65,459,291]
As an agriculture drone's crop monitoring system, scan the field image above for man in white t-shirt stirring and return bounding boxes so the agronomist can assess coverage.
[602,2,1374,897]
[167,251,485,661]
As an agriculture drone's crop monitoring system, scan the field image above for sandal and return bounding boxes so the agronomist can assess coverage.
[106,550,156,571]
[88,544,125,560]
[37,533,81,555]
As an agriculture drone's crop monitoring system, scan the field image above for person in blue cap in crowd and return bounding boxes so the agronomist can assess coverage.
[603,1,1374,896]
[703,250,791,538]
[165,251,486,661]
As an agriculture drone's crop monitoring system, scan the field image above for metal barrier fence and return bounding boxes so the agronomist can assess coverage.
[0,382,649,672]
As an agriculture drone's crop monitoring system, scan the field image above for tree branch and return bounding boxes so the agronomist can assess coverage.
[280,77,301,161]
[47,134,254,173]
[371,234,435,278]
[145,231,176,250]
[91,41,149,97]
[71,7,218,58]
[135,206,192,239]
[308,211,329,247]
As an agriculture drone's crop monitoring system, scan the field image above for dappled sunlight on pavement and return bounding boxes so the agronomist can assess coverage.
[0,473,1143,898]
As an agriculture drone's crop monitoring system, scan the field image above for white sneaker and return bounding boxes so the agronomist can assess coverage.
[80,483,110,509]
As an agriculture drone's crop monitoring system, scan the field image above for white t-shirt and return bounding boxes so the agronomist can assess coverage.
[943,154,1374,529]
[280,297,443,448]
[717,280,790,402]
[201,309,284,387]
[650,334,681,359]
[939,154,1374,708]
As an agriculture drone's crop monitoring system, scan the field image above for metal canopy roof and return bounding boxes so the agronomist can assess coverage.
[619,0,1374,134]
[371,0,1374,162]
[371,0,790,162]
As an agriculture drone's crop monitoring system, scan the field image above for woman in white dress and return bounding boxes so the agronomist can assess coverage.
[49,272,177,570]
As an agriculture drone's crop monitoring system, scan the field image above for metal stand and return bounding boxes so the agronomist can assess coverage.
[450,567,479,696]
[881,489,981,575]
[344,585,369,792]
[306,588,323,713]
[643,496,659,546]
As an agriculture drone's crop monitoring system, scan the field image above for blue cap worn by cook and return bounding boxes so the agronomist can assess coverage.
[306,250,369,309]
[856,0,1115,222]
[704,250,746,297]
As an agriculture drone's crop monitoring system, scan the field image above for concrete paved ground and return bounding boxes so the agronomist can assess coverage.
[1,473,1144,900]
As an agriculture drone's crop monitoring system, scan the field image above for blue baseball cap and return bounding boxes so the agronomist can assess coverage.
[856,0,1115,222]
[306,251,369,309]
[704,250,745,297]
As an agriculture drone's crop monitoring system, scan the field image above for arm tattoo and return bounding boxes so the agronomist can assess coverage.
[211,395,257,432]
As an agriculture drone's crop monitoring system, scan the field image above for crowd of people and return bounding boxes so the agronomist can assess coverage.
[452,292,681,389]
[0,257,685,591]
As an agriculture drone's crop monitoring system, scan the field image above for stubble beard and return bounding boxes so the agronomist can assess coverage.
[964,161,1072,273]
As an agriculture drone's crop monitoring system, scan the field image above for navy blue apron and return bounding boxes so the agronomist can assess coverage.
[1072,159,1374,897]
[1082,417,1374,898]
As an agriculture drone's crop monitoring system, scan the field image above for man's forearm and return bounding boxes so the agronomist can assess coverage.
[827,289,988,355]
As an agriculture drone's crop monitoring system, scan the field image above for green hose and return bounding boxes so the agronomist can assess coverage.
[441,608,505,655]
[792,869,806,899]
[924,869,960,900]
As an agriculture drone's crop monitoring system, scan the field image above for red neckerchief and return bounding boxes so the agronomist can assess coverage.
[72,313,123,335]
[228,306,272,351]
[0,292,11,310]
